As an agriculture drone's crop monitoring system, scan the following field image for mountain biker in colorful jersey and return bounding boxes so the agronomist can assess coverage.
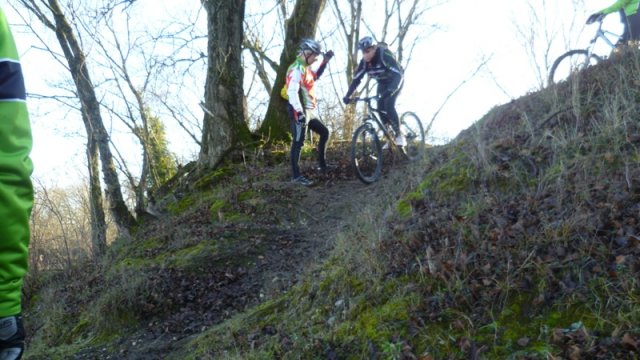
[0,5,34,360]
[587,0,640,44]
[343,36,405,146]
[281,38,334,186]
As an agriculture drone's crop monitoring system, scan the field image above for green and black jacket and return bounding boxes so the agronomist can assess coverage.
[0,5,34,318]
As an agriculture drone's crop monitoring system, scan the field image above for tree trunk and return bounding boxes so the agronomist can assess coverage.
[47,0,136,235]
[86,132,107,258]
[199,0,251,169]
[258,0,327,141]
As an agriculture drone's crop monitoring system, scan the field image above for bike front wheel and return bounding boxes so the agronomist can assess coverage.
[351,124,383,184]
[548,50,602,84]
[400,112,425,160]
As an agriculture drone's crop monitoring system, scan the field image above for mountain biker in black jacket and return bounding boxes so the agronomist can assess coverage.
[343,36,405,146]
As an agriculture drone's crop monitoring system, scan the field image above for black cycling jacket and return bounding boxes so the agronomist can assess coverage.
[345,46,403,97]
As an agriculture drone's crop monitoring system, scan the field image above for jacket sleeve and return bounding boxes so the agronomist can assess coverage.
[600,0,633,14]
[0,6,34,318]
[345,60,366,98]
[315,60,328,79]
[285,68,304,114]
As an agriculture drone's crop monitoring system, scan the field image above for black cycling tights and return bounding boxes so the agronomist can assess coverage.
[288,109,329,179]
[621,9,640,43]
[377,82,401,134]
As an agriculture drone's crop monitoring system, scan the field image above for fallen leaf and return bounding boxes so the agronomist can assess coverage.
[622,333,639,350]
[552,328,564,344]
[452,319,465,331]
[517,337,530,346]
[568,345,582,360]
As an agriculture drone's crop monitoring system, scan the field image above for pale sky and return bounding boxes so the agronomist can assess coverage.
[6,0,620,186]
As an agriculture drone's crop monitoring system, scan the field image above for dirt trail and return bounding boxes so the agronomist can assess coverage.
[261,175,381,296]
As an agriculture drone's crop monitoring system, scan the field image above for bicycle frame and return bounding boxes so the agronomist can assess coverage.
[586,19,620,57]
[353,96,397,147]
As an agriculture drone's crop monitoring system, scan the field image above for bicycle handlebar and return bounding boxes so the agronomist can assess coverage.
[350,96,378,103]
[350,96,381,112]
[586,13,606,25]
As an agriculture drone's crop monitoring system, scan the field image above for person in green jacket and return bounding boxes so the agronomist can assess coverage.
[0,5,34,360]
[587,0,640,45]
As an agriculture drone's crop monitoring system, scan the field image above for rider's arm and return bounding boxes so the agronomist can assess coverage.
[285,68,304,113]
[315,61,327,79]
[315,50,334,79]
[315,59,329,80]
[345,60,366,98]
[600,0,635,15]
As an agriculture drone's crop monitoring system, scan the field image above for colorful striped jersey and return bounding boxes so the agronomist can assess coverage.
[281,56,319,113]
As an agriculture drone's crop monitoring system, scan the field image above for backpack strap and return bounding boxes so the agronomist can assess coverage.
[380,47,403,75]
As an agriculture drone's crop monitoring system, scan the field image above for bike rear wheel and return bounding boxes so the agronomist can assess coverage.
[400,112,425,160]
[351,123,383,184]
[548,49,602,84]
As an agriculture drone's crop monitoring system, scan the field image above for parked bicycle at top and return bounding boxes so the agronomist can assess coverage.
[349,95,425,184]
[548,17,623,84]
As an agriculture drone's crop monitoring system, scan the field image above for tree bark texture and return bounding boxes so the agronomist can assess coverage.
[258,0,327,141]
[199,0,251,169]
[86,132,107,258]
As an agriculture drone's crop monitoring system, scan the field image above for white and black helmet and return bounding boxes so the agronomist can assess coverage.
[357,36,374,51]
[299,39,322,55]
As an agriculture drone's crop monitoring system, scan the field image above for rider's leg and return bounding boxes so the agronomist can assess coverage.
[307,118,329,169]
[626,11,640,44]
[613,10,631,49]
[287,105,306,179]
[377,82,402,136]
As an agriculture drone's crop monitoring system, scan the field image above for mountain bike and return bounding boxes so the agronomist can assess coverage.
[349,96,425,184]
[548,17,620,84]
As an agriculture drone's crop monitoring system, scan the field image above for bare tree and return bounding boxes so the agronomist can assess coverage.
[199,0,252,168]
[243,4,281,96]
[29,179,108,272]
[15,0,136,244]
[84,9,178,217]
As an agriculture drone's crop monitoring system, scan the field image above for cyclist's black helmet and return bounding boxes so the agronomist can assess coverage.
[299,39,322,55]
[358,36,374,51]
